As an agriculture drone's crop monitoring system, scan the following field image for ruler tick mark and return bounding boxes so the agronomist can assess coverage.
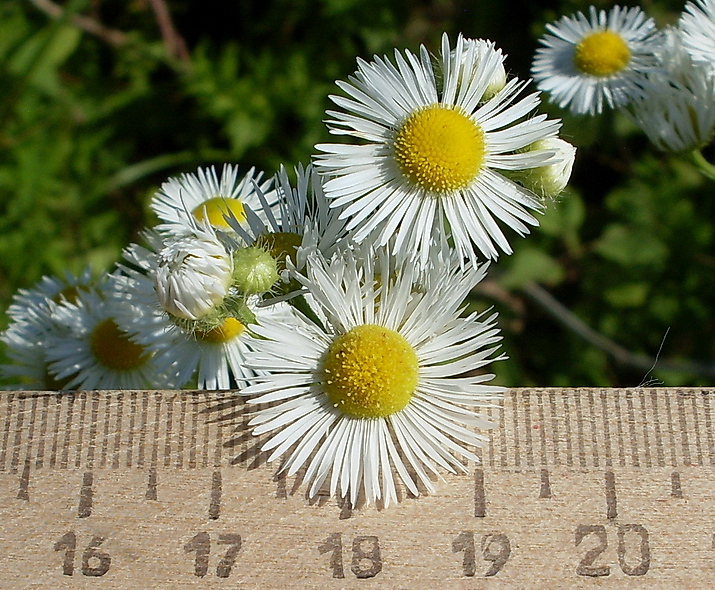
[209,470,222,519]
[605,471,617,519]
[671,471,683,498]
[474,469,486,517]
[539,468,552,499]
[17,458,30,501]
[78,472,94,518]
[146,469,158,501]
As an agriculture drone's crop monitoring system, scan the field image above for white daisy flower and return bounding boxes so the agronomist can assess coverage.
[151,164,276,236]
[532,5,662,115]
[115,235,275,390]
[1,268,94,389]
[240,246,504,508]
[315,33,561,270]
[628,27,715,153]
[680,0,715,72]
[44,278,173,390]
[228,163,347,284]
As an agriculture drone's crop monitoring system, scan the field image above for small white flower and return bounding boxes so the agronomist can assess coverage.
[628,27,715,153]
[239,246,504,507]
[115,235,272,390]
[44,278,174,390]
[0,269,94,389]
[514,137,577,198]
[315,33,561,270]
[154,227,234,320]
[680,0,715,72]
[151,164,275,236]
[532,5,662,115]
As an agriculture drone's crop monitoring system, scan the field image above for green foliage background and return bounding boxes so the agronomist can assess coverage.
[1,0,713,387]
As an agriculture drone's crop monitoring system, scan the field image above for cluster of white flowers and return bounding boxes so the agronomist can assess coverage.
[1,33,576,507]
[532,1,715,155]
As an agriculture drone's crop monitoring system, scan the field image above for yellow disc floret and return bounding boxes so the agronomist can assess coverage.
[192,197,246,229]
[197,317,245,344]
[393,104,485,193]
[574,30,631,77]
[322,324,419,419]
[90,318,148,371]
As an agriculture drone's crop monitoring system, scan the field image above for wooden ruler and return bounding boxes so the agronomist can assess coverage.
[1,388,713,588]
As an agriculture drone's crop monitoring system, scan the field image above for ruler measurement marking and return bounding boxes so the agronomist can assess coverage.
[99,391,110,468]
[498,393,507,468]
[625,390,639,467]
[539,467,551,499]
[671,471,683,498]
[474,468,485,517]
[86,393,100,470]
[60,394,74,470]
[586,390,599,468]
[638,388,652,468]
[209,470,222,519]
[511,390,520,468]
[612,389,626,467]
[163,394,174,468]
[677,393,692,466]
[574,390,587,468]
[49,395,62,468]
[11,394,26,473]
[549,390,561,465]
[17,458,30,501]
[189,395,199,469]
[690,394,705,466]
[112,392,123,470]
[138,390,149,468]
[650,390,666,467]
[0,393,14,471]
[74,391,88,469]
[600,390,613,468]
[605,470,617,519]
[535,390,547,467]
[523,390,534,467]
[664,390,678,467]
[126,391,137,468]
[702,391,715,466]
[35,394,50,469]
[563,392,574,467]
[176,393,187,469]
[78,471,93,518]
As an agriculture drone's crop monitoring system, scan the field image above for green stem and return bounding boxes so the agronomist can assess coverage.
[690,149,715,181]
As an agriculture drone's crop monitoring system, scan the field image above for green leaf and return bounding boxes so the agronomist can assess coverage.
[499,246,565,289]
[594,224,669,267]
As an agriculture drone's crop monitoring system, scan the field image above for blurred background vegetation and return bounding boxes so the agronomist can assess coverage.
[1,0,713,388]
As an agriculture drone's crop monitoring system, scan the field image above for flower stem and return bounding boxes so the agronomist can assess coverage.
[690,149,715,181]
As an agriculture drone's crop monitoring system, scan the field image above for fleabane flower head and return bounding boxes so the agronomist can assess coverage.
[154,226,234,320]
[680,0,715,73]
[114,232,277,390]
[0,268,94,389]
[315,33,562,271]
[239,245,504,508]
[44,277,174,390]
[532,5,662,115]
[151,164,276,236]
[228,163,347,281]
[509,137,577,199]
[628,26,715,153]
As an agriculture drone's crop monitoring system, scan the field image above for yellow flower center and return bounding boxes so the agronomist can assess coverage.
[90,319,148,371]
[574,30,631,77]
[322,324,419,419]
[192,197,246,229]
[254,231,303,273]
[393,104,485,193]
[197,317,245,344]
